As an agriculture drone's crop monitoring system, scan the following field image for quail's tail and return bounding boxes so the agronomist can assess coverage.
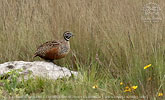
[32,54,38,59]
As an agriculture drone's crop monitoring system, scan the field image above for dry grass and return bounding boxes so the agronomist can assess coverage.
[0,0,164,98]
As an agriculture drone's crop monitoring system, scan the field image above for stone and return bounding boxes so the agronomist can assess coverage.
[0,61,78,80]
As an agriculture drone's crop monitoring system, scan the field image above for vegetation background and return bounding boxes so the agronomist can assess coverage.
[0,0,164,99]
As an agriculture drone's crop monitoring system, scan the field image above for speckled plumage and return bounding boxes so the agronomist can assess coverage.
[33,31,73,61]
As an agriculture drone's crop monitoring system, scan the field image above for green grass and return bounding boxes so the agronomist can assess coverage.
[0,0,164,99]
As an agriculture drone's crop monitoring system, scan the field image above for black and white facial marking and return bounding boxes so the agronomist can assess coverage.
[63,31,73,41]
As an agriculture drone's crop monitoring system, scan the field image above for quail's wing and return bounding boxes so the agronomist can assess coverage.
[38,40,60,48]
[35,40,60,56]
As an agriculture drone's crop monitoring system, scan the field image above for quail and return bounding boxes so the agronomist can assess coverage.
[33,31,74,62]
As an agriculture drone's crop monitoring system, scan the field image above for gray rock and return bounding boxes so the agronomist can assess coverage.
[0,61,78,80]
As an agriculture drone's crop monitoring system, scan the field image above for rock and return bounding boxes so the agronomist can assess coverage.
[0,61,78,80]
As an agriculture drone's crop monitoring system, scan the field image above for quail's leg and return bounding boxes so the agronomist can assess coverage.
[51,61,56,65]
[47,60,56,64]
[44,59,54,63]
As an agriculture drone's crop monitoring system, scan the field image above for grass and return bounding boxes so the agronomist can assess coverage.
[0,0,164,99]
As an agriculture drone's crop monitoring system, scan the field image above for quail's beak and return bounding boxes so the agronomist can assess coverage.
[72,34,75,37]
